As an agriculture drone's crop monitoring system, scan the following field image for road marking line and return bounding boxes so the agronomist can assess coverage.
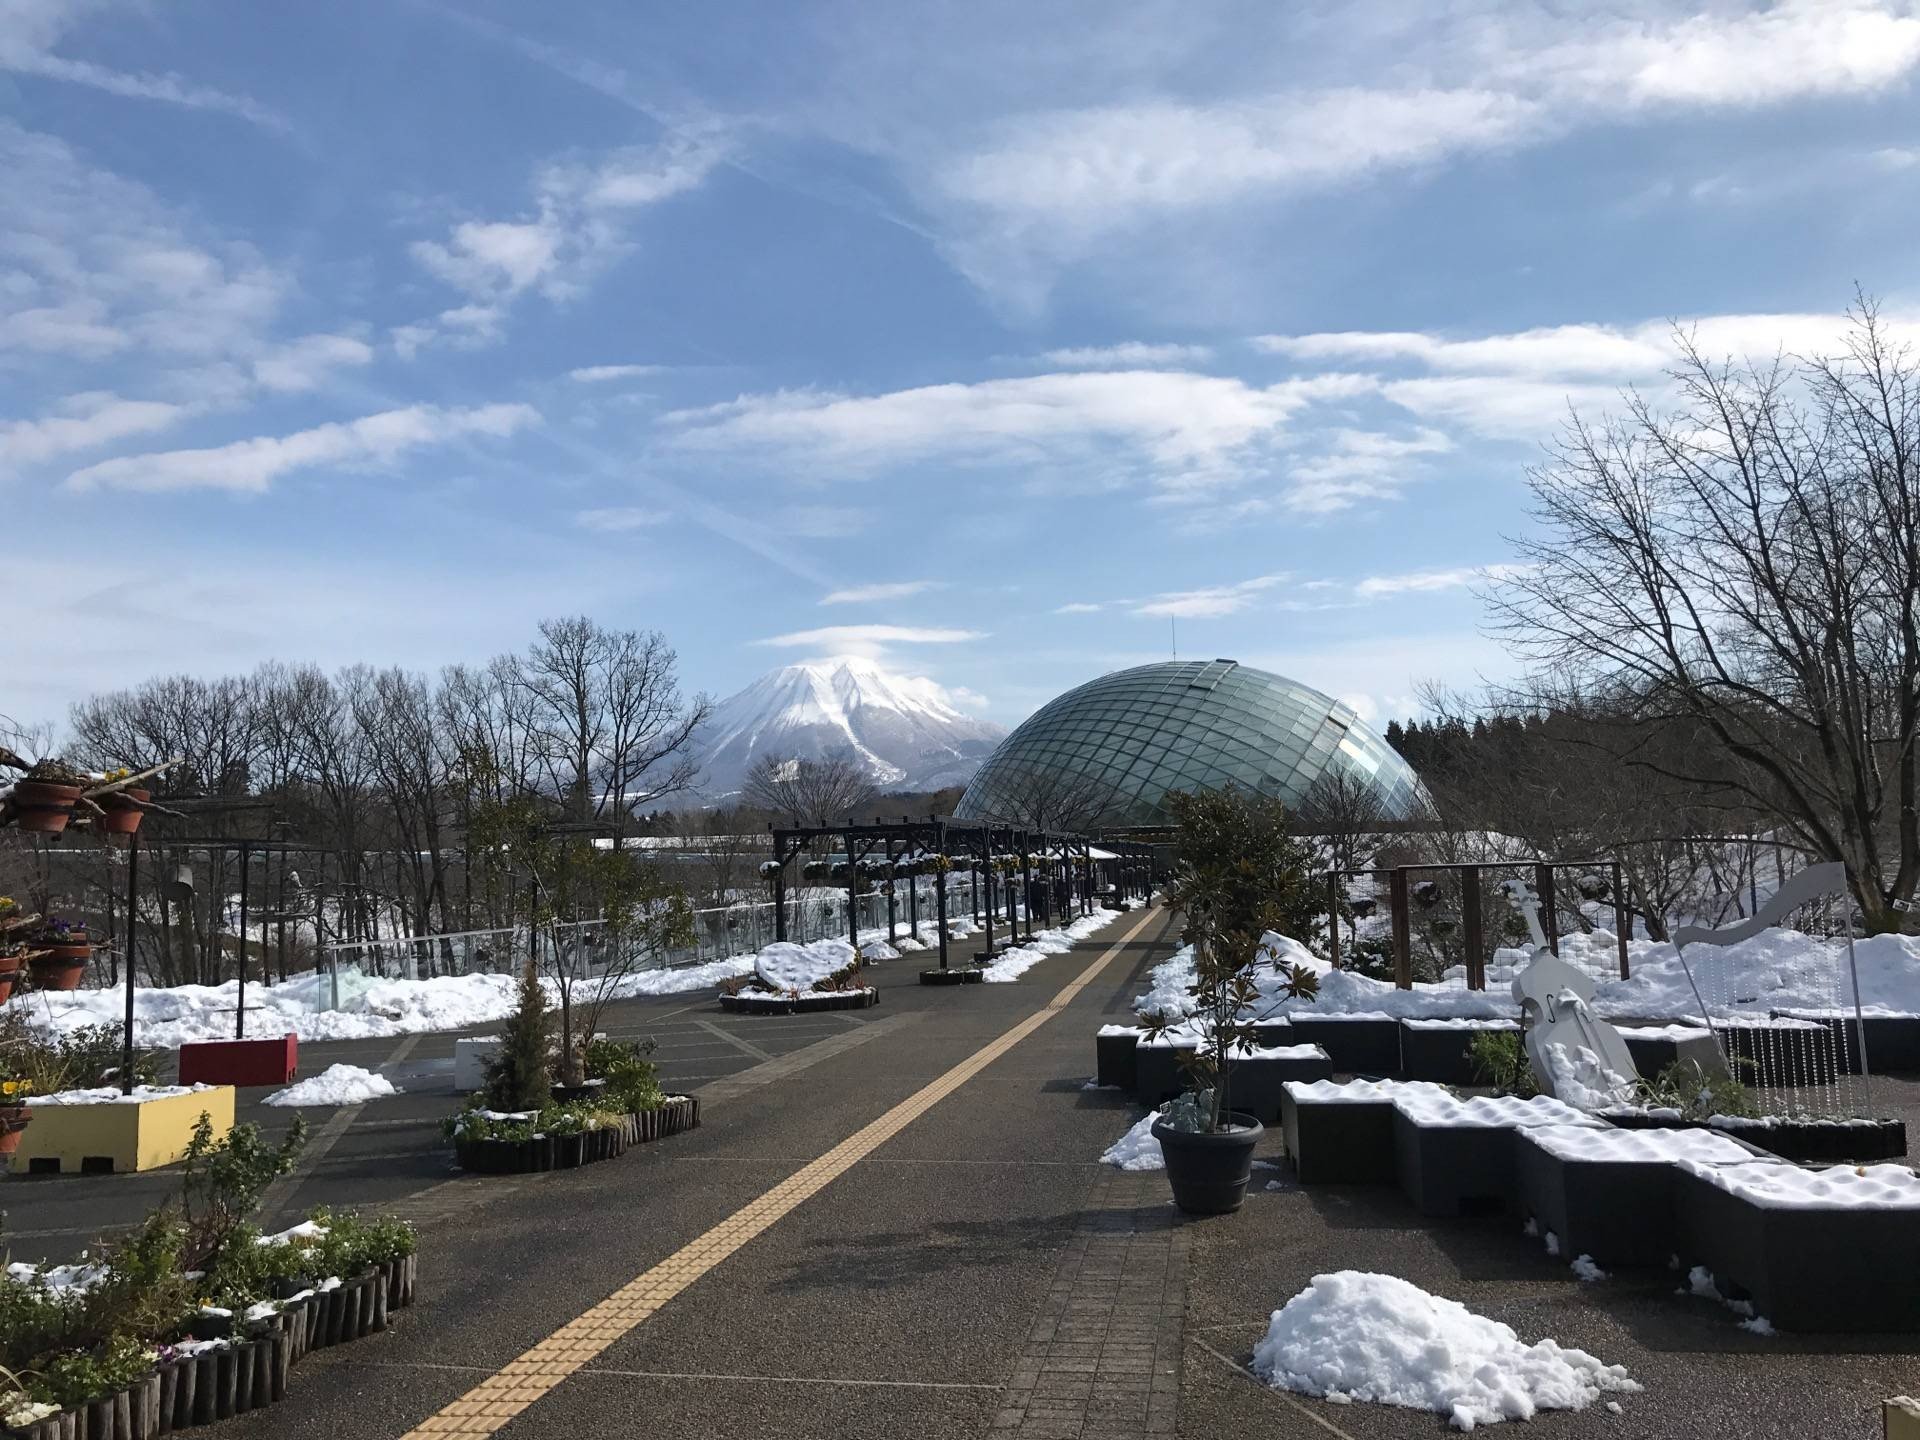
[1190,1336,1360,1440]
[368,1361,1001,1390]
[260,1032,420,1220]
[692,1016,775,1063]
[399,904,1164,1439]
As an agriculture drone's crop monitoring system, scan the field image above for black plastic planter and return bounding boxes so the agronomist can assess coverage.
[1618,1025,1724,1080]
[1284,1015,1402,1075]
[1770,1010,1920,1074]
[1514,1125,1770,1267]
[1213,1049,1335,1122]
[1278,1081,1432,1184]
[1095,1027,1144,1090]
[919,967,984,986]
[719,987,881,1014]
[1672,1160,1920,1331]
[1706,1115,1908,1163]
[1399,1019,1519,1084]
[1251,1019,1293,1049]
[1152,1112,1263,1214]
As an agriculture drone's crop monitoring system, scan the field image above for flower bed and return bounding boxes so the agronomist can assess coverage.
[0,1116,418,1440]
[448,1096,699,1174]
[718,987,879,1013]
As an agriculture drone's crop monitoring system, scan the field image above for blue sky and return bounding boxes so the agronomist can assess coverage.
[7,1,1920,732]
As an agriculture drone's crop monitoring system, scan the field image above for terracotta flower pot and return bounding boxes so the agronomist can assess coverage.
[94,787,150,836]
[9,781,81,834]
[29,955,86,991]
[0,1105,32,1156]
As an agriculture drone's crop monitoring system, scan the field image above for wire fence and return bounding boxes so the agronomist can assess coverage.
[315,875,1000,989]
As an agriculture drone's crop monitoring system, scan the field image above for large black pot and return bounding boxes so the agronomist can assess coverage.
[1152,1112,1263,1214]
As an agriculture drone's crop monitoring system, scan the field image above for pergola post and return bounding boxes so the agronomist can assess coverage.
[1462,864,1484,990]
[885,838,898,944]
[121,831,141,1097]
[845,828,859,948]
[936,822,950,969]
[1390,865,1412,990]
[1019,833,1035,942]
[980,831,994,952]
[236,839,250,1039]
[771,831,788,942]
[1534,861,1559,955]
[1326,870,1342,969]
[1613,859,1630,979]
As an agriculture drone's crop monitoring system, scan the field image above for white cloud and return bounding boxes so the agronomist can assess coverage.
[1521,2,1920,110]
[65,402,539,495]
[0,392,187,471]
[941,88,1537,227]
[667,371,1375,504]
[411,137,725,313]
[1131,574,1285,618]
[1354,564,1530,600]
[569,363,668,382]
[573,506,668,532]
[1037,341,1213,368]
[753,624,985,658]
[0,122,285,364]
[0,0,284,129]
[1054,601,1103,614]
[820,580,942,605]
[251,333,375,393]
[1255,324,1670,379]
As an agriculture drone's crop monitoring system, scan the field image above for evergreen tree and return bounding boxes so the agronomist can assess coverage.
[487,956,551,1112]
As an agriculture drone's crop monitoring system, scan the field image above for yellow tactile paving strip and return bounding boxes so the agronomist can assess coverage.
[402,904,1167,1438]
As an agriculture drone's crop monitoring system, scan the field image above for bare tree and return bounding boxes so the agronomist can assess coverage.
[1490,297,1920,931]
[1296,769,1389,875]
[963,760,1119,832]
[516,617,709,833]
[742,749,878,827]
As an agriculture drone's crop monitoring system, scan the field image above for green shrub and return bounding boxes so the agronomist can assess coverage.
[584,1038,663,1113]
[180,1116,306,1273]
[32,1335,156,1409]
[1467,1030,1539,1098]
[486,958,551,1113]
[1639,1059,1760,1120]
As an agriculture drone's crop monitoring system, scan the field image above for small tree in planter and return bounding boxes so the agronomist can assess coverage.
[1142,786,1321,1214]
[487,958,552,1113]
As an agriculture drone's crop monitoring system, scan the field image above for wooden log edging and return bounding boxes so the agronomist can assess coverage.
[7,1254,418,1440]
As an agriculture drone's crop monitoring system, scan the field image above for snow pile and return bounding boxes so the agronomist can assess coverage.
[31,1083,217,1107]
[1251,1271,1639,1430]
[1570,1255,1607,1282]
[754,937,860,994]
[1522,1125,1765,1166]
[264,1064,398,1108]
[979,907,1122,983]
[1536,1044,1638,1112]
[1100,1112,1165,1171]
[1134,936,1511,1023]
[1673,1158,1920,1210]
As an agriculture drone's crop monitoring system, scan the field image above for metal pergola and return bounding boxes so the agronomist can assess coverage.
[766,818,1158,971]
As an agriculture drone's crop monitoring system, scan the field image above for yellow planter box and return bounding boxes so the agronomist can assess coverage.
[10,1086,236,1175]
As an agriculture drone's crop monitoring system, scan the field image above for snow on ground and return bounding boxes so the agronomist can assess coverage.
[979,908,1124,983]
[1134,922,1920,1025]
[1099,1112,1165,1171]
[1251,1271,1640,1431]
[264,1064,398,1107]
[30,1083,217,1106]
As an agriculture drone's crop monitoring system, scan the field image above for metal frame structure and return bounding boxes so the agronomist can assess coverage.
[1326,858,1631,989]
[766,818,1158,971]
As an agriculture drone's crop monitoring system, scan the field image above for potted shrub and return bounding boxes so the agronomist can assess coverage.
[1142,787,1321,1215]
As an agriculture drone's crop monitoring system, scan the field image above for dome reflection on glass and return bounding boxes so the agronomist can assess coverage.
[954,659,1424,828]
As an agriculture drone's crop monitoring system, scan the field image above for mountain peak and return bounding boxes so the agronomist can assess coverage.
[692,657,1004,801]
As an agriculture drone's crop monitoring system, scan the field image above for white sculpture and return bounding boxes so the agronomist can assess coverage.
[1504,879,1639,1109]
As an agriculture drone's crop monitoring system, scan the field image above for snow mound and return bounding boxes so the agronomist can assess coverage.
[1100,1112,1165,1171]
[754,938,859,994]
[264,1064,398,1108]
[979,908,1122,983]
[1252,1271,1639,1430]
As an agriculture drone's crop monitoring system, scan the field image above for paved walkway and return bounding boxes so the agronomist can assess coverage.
[12,912,1920,1439]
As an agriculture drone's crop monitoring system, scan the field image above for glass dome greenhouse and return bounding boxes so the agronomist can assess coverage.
[954,659,1424,828]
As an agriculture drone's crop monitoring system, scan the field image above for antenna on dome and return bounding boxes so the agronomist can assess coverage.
[1171,616,1177,660]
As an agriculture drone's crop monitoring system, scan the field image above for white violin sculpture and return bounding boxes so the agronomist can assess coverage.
[1503,879,1639,1110]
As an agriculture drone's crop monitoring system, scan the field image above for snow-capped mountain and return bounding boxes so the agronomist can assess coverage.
[693,656,1006,799]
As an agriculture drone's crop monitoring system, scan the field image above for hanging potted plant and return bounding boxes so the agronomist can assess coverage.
[0,1073,33,1155]
[1141,787,1321,1215]
[29,916,90,991]
[93,770,151,837]
[6,763,83,835]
